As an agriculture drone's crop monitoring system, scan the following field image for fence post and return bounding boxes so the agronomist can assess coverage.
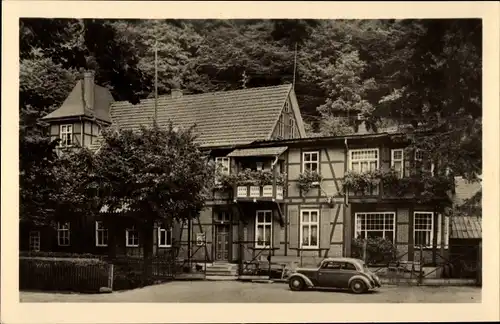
[362,239,367,263]
[108,264,114,290]
[418,245,424,285]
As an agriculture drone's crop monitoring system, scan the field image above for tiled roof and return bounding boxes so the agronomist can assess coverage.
[450,216,482,239]
[109,84,294,147]
[227,146,288,157]
[42,80,114,123]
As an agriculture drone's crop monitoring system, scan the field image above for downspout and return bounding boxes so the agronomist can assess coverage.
[271,155,279,168]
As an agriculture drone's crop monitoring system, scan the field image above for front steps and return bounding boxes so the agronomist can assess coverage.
[205,262,238,280]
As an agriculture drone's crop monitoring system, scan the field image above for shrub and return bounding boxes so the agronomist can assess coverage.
[351,236,397,265]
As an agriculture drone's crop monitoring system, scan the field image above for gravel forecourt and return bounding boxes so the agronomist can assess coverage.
[20,280,481,303]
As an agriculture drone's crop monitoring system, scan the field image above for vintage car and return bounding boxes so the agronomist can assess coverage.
[287,257,381,294]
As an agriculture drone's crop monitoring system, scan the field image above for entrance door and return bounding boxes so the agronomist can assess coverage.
[215,224,230,261]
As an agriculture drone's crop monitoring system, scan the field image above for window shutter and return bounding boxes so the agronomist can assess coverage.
[404,149,411,177]
[172,220,181,246]
[319,207,331,250]
[273,212,281,250]
[436,213,450,249]
[289,209,299,249]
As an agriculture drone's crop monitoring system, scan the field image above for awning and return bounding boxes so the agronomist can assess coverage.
[226,146,288,158]
[450,216,482,239]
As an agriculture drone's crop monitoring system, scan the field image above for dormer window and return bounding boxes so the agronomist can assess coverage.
[60,124,73,147]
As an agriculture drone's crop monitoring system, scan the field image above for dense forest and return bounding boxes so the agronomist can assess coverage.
[19,18,482,180]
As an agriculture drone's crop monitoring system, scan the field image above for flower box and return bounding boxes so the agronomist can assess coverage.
[262,185,273,197]
[276,186,284,200]
[237,186,248,197]
[249,186,261,197]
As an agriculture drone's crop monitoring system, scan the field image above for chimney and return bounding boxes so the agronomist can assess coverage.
[171,88,183,99]
[83,70,95,110]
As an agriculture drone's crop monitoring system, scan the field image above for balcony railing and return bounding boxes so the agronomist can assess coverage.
[216,169,286,202]
[343,170,454,202]
[235,184,284,201]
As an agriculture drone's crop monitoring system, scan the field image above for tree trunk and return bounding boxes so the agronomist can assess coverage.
[142,218,154,285]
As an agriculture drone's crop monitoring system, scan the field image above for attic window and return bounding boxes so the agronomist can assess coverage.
[60,124,73,147]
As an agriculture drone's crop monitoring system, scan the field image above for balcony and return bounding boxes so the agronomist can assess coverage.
[235,184,284,201]
[217,169,286,202]
[342,170,454,203]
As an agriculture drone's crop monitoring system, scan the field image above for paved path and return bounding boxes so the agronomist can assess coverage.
[20,281,481,303]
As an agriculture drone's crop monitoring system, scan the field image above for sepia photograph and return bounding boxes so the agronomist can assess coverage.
[2,1,499,323]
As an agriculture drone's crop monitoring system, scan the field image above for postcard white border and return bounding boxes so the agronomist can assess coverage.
[2,1,499,323]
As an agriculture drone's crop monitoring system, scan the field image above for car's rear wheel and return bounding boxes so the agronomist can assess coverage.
[350,279,367,294]
[289,277,305,291]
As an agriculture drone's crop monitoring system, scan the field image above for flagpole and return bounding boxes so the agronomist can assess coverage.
[292,42,298,89]
[154,38,158,125]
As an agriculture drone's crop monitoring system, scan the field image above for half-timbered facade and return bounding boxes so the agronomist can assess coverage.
[22,71,458,275]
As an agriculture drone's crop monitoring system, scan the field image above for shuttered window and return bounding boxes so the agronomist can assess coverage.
[300,209,319,248]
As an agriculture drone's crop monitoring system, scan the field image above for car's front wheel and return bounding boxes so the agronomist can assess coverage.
[349,279,367,294]
[289,277,305,291]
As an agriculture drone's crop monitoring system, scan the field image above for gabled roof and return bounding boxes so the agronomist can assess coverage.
[109,84,302,147]
[453,176,482,206]
[42,80,114,123]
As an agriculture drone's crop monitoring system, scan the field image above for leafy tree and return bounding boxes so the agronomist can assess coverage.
[379,19,482,180]
[19,136,61,226]
[19,136,97,226]
[92,123,215,279]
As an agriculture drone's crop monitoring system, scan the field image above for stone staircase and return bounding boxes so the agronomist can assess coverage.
[205,262,238,280]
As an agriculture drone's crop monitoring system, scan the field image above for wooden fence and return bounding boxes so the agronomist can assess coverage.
[19,257,110,292]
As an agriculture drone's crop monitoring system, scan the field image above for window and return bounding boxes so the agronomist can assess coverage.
[215,157,230,184]
[29,231,40,252]
[414,149,434,175]
[355,212,395,243]
[414,212,433,247]
[57,222,70,246]
[215,157,230,176]
[126,226,139,247]
[95,221,108,247]
[290,118,296,138]
[303,151,319,173]
[278,114,285,138]
[391,149,404,178]
[300,209,319,248]
[214,211,231,223]
[322,261,342,270]
[415,149,424,162]
[158,226,172,247]
[59,124,73,147]
[255,210,272,248]
[342,262,357,271]
[349,149,379,173]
